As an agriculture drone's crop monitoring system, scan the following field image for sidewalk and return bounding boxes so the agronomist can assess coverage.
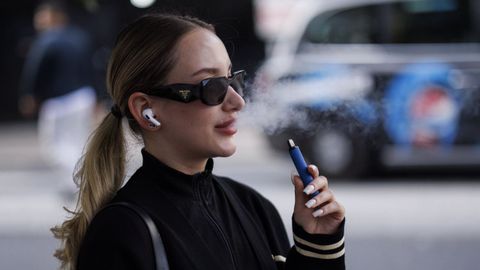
[0,122,71,235]
[0,122,50,171]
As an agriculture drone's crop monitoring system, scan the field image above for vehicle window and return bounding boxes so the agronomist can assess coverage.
[303,0,478,44]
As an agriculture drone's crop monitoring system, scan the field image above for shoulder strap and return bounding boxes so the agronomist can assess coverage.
[106,202,170,270]
[216,179,276,269]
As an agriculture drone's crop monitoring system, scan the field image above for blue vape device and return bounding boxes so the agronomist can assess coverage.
[288,139,319,196]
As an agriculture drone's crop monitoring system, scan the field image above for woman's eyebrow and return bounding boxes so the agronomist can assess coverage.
[191,67,221,77]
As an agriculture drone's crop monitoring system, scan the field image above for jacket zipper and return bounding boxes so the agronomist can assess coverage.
[202,204,238,269]
[195,177,238,270]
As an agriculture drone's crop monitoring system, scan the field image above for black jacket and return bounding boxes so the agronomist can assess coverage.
[77,150,345,269]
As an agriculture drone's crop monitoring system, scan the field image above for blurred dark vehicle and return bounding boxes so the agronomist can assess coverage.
[254,0,480,177]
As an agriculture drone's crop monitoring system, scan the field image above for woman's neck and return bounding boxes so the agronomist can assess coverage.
[144,143,208,175]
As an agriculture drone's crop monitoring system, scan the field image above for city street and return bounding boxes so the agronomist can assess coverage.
[1,122,480,270]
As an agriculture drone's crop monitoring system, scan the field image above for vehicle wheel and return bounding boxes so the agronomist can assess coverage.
[307,128,369,178]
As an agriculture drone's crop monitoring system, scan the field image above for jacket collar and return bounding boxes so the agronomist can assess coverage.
[137,149,214,200]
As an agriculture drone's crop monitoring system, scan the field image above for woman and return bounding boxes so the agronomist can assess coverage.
[52,14,346,270]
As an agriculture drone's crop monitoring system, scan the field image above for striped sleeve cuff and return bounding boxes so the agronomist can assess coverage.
[292,218,345,260]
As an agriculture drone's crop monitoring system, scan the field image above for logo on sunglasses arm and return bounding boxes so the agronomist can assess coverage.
[179,89,191,101]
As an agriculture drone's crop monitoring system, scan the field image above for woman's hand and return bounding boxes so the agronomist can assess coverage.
[292,165,345,235]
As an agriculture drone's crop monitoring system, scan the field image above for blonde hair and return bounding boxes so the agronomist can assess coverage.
[51,14,214,269]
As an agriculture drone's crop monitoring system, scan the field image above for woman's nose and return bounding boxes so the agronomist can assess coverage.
[222,86,245,111]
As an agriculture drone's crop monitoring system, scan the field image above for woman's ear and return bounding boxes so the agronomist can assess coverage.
[127,92,161,130]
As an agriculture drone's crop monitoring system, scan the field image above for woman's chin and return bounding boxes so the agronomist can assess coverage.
[215,144,237,158]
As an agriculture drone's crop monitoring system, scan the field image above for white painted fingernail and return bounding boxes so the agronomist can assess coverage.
[305,199,316,208]
[290,172,296,185]
[303,185,314,195]
[312,209,324,217]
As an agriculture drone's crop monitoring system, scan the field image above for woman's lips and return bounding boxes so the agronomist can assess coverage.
[215,119,237,135]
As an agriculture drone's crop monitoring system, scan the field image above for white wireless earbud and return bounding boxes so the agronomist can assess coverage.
[142,108,161,127]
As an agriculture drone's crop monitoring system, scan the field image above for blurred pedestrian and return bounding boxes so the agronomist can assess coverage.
[52,13,346,270]
[18,0,97,196]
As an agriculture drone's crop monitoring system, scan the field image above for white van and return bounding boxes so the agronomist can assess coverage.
[253,0,480,177]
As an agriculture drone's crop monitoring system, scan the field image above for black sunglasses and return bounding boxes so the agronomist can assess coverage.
[146,70,246,106]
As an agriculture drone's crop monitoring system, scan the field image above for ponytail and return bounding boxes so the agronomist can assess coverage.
[51,113,126,269]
